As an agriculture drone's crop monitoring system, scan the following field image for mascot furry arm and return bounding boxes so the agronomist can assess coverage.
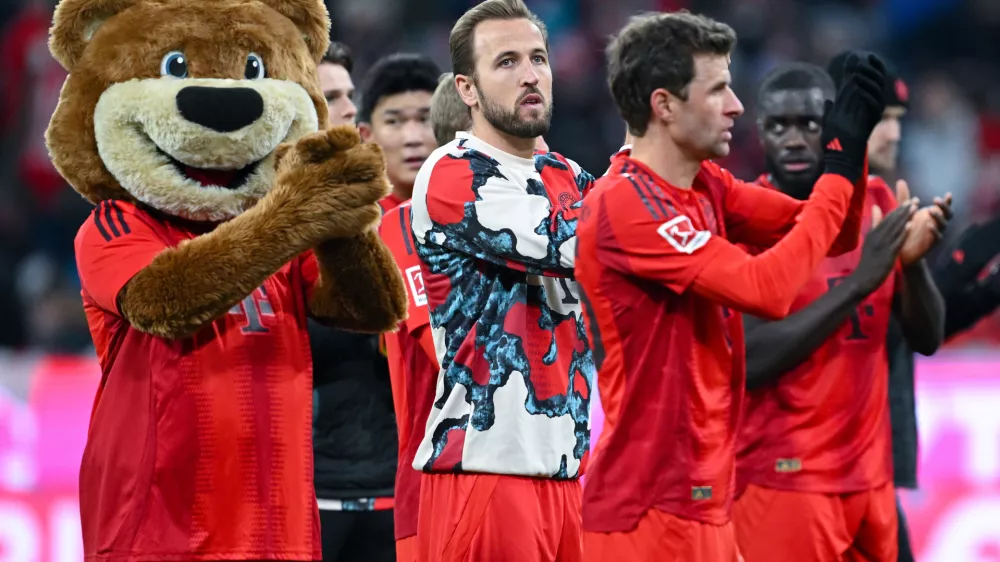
[47,0,408,340]
[118,128,409,339]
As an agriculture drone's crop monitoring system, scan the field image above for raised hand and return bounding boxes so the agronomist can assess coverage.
[271,125,389,241]
[894,179,953,265]
[821,51,888,184]
[853,199,916,295]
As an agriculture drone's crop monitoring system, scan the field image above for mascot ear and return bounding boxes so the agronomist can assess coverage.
[49,0,141,70]
[258,0,331,64]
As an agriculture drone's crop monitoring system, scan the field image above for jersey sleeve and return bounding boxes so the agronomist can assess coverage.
[74,201,169,315]
[717,167,804,249]
[568,157,597,198]
[593,177,726,295]
[596,172,855,319]
[415,152,580,277]
[378,205,430,332]
[827,156,871,255]
[715,163,865,256]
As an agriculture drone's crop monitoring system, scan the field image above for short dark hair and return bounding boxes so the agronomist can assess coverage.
[606,11,736,136]
[450,0,549,80]
[755,62,835,114]
[358,53,441,123]
[430,73,471,146]
[321,41,353,73]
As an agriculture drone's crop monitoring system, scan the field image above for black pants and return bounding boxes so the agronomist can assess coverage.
[320,509,396,562]
[896,493,914,562]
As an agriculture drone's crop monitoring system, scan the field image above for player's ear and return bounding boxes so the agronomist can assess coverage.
[455,74,478,110]
[357,122,374,143]
[650,88,674,124]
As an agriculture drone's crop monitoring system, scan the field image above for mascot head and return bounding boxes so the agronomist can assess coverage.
[46,0,331,222]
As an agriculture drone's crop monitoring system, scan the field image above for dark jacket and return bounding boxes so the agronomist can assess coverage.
[310,319,398,500]
[888,235,1000,489]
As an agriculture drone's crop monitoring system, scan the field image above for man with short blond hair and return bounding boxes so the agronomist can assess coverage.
[429,72,471,146]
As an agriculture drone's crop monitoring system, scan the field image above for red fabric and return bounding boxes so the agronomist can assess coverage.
[690,169,856,320]
[378,201,439,541]
[749,170,868,258]
[583,507,743,562]
[576,157,746,531]
[379,192,406,215]
[737,179,899,495]
[396,535,417,562]
[733,483,897,562]
[416,473,582,562]
[74,201,320,561]
[576,156,854,533]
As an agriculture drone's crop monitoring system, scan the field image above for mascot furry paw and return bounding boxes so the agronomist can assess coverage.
[45,0,408,559]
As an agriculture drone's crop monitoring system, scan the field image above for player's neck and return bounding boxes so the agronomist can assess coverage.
[470,120,536,160]
[630,131,701,189]
[389,178,413,202]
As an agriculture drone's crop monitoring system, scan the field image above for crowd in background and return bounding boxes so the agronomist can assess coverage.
[1,0,998,353]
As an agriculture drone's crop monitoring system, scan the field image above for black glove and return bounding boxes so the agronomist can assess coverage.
[935,215,1000,293]
[822,51,888,184]
[955,215,1000,276]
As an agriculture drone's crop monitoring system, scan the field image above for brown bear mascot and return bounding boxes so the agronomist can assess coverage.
[44,0,408,560]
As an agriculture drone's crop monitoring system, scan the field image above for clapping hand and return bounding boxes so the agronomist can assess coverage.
[895,179,953,266]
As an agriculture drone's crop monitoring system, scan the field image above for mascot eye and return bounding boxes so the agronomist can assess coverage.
[160,51,188,78]
[245,53,266,80]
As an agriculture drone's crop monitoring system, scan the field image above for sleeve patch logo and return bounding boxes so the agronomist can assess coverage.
[657,215,711,254]
[405,265,428,307]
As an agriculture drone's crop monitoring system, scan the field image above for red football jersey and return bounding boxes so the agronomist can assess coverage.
[379,192,405,215]
[74,200,320,561]
[736,175,900,495]
[378,201,440,541]
[576,156,857,533]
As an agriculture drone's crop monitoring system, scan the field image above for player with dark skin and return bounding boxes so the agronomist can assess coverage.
[744,63,949,389]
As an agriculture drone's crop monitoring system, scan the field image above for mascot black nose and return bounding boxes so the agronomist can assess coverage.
[176,87,264,133]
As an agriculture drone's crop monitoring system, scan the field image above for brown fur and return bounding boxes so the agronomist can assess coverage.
[48,0,407,338]
[309,230,410,333]
[47,0,331,205]
[119,127,398,338]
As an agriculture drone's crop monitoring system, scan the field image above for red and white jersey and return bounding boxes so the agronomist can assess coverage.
[409,132,596,479]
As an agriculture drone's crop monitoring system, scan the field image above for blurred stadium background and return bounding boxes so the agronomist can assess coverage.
[0,0,998,560]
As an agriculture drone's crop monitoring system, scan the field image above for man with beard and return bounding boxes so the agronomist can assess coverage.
[408,0,596,560]
[732,61,951,562]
